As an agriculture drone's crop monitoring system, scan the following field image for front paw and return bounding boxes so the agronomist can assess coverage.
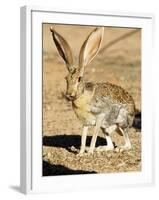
[76,149,85,157]
[87,149,94,155]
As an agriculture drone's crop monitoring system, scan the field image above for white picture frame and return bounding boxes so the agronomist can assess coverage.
[20,5,154,194]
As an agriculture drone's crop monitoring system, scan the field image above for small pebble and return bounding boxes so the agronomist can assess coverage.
[107,153,112,158]
[70,146,78,152]
[46,105,51,111]
[117,162,126,167]
[47,152,51,158]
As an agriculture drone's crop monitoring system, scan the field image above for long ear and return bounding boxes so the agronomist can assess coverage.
[79,27,104,75]
[50,27,74,72]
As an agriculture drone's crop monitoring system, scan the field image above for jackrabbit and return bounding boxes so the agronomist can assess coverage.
[50,27,135,155]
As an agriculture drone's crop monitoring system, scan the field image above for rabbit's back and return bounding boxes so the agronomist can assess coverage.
[86,82,135,127]
[86,82,134,105]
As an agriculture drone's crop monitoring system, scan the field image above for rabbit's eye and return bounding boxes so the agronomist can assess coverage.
[78,76,82,82]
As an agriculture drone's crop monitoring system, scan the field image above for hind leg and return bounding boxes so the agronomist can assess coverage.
[97,125,116,151]
[115,127,132,152]
[115,108,133,151]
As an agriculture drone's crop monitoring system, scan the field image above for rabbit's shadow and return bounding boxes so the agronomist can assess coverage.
[133,111,141,130]
[43,135,106,150]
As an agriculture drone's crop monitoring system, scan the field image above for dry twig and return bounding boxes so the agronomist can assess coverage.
[100,29,140,54]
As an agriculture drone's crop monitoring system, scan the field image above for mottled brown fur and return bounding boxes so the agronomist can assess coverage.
[86,82,135,115]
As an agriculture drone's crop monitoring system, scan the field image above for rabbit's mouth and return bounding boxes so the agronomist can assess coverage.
[65,94,77,101]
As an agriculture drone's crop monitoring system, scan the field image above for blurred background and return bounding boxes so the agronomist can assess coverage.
[42,24,141,175]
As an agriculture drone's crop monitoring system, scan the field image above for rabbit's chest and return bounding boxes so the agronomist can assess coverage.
[72,91,96,125]
[73,106,96,126]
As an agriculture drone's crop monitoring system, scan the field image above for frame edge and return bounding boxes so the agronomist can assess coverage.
[20,6,32,194]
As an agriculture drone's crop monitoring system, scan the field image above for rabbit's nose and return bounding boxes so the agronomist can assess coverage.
[66,93,76,101]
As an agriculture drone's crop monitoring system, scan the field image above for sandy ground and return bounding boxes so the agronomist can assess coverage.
[42,24,141,176]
